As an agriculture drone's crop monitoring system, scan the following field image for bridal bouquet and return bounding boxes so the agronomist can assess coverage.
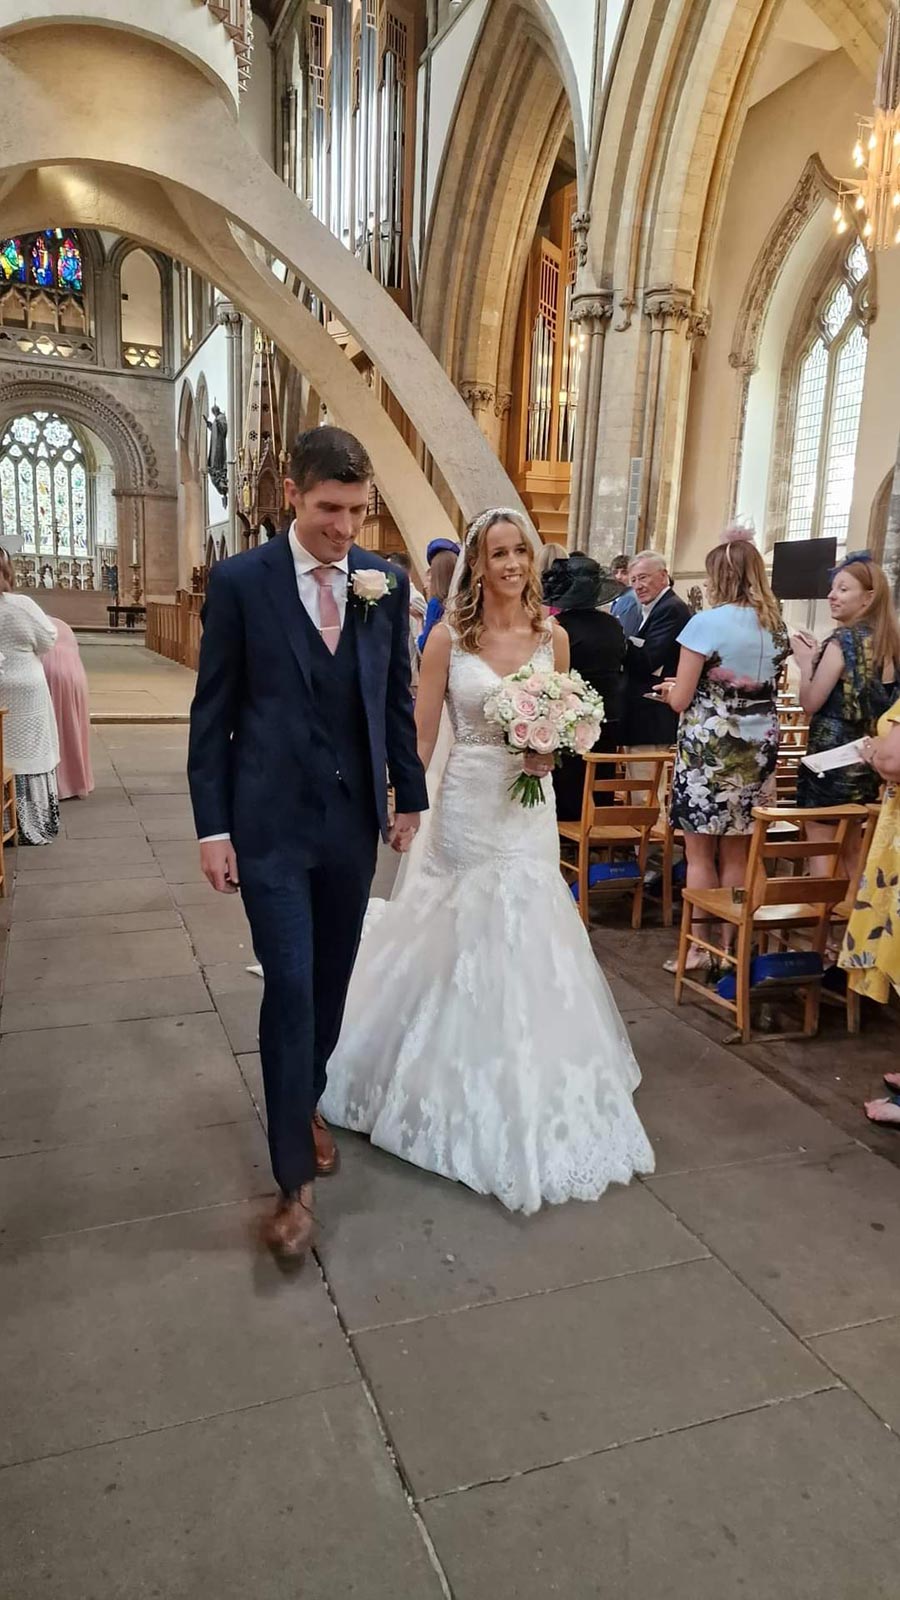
[484,666,604,807]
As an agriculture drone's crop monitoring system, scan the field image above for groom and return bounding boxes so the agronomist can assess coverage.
[188,427,427,1261]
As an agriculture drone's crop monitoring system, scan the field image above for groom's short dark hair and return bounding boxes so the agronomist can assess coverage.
[289,427,373,492]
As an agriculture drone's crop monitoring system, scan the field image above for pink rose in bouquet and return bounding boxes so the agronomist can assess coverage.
[483,662,605,807]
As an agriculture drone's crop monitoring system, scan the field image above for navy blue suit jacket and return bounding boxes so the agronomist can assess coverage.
[187,535,428,858]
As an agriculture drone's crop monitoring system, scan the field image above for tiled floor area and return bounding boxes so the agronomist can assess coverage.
[80,635,195,721]
[3,724,900,1597]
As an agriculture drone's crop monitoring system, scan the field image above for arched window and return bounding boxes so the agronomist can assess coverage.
[0,413,90,558]
[784,238,869,543]
[0,231,83,294]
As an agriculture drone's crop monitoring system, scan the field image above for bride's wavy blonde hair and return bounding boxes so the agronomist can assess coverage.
[446,508,544,654]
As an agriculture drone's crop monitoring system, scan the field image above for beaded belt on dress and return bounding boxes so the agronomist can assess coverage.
[455,731,505,747]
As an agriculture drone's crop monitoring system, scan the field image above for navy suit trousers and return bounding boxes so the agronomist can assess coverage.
[239,784,379,1194]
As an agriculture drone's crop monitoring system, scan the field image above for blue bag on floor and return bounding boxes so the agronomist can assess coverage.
[716,949,823,1000]
[570,861,641,903]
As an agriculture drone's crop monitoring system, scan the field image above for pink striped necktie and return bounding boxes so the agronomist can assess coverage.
[311,565,342,655]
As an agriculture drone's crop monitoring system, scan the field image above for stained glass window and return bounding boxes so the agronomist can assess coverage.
[784,241,870,544]
[0,238,24,283]
[0,231,83,295]
[0,412,91,560]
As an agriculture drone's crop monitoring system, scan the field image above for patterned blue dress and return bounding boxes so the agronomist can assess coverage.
[670,605,789,836]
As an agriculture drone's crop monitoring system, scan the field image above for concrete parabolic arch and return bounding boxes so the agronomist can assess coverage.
[0,21,534,567]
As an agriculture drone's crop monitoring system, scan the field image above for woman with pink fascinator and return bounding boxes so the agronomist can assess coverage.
[658,525,790,973]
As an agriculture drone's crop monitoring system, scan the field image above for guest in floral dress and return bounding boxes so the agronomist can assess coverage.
[792,553,900,876]
[840,702,900,1127]
[659,530,788,972]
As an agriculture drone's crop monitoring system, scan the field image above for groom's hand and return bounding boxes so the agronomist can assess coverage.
[200,839,240,894]
[389,812,420,854]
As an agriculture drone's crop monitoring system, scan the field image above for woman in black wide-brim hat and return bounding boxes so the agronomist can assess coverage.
[548,554,626,821]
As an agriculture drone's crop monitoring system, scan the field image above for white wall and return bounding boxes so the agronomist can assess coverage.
[541,0,594,147]
[120,249,163,346]
[420,0,490,242]
[176,325,229,528]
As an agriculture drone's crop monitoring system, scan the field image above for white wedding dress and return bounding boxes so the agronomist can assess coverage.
[321,626,655,1213]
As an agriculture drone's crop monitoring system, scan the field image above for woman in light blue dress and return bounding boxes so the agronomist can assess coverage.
[659,532,789,971]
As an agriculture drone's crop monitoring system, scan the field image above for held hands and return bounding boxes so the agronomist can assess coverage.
[200,838,240,894]
[389,812,421,854]
[789,629,817,668]
[522,753,555,778]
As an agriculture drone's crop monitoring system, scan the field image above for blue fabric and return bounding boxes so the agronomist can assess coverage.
[716,950,823,1000]
[610,587,641,637]
[677,604,785,688]
[426,538,460,563]
[418,594,445,654]
[570,861,641,901]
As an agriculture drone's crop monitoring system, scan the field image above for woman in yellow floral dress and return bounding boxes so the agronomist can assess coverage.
[839,701,900,1126]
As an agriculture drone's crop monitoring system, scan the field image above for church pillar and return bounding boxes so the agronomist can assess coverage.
[883,426,900,602]
[567,291,613,552]
[580,288,709,566]
[459,381,509,458]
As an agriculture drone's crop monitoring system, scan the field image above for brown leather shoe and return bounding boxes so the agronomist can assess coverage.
[262,1184,316,1261]
[312,1111,339,1176]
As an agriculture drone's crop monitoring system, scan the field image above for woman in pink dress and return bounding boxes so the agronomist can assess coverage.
[42,618,93,800]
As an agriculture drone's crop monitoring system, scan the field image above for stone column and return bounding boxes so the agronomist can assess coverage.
[217,300,244,551]
[566,292,613,552]
[459,380,508,457]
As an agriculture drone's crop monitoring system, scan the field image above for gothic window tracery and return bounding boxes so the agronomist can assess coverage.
[0,413,90,560]
[784,239,870,545]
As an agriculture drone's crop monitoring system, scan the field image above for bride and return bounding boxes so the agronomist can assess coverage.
[321,508,654,1213]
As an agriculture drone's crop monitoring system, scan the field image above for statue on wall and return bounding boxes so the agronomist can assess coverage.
[205,403,229,505]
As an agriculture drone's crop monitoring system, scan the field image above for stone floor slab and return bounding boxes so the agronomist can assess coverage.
[0,972,213,1033]
[354,1257,832,1497]
[3,926,197,992]
[60,813,146,839]
[0,1118,269,1242]
[11,859,166,886]
[214,992,260,1055]
[650,1146,900,1336]
[422,1389,900,1600]
[142,815,199,841]
[11,875,170,921]
[236,1051,265,1121]
[121,773,190,795]
[319,1134,706,1330]
[14,836,157,872]
[639,1075,851,1176]
[0,1384,443,1600]
[152,840,206,882]
[624,1008,761,1090]
[0,1201,355,1465]
[8,907,182,943]
[0,1013,247,1155]
[810,1316,900,1431]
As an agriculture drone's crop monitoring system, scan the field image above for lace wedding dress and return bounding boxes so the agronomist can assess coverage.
[321,626,655,1213]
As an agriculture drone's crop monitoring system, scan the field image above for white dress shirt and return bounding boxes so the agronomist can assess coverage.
[199,525,349,844]
[289,524,349,628]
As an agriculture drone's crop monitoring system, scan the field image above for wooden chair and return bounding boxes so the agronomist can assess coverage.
[774,706,809,805]
[559,754,664,931]
[0,708,16,897]
[648,751,680,927]
[673,804,867,1044]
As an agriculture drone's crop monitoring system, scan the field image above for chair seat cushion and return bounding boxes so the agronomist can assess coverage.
[570,861,641,901]
[716,949,824,999]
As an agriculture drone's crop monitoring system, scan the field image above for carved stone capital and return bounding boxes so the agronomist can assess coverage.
[644,288,695,334]
[570,292,614,329]
[494,390,513,419]
[216,300,244,333]
[459,380,497,414]
[688,307,712,341]
[570,211,591,269]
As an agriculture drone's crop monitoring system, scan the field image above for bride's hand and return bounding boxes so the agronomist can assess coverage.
[523,753,554,778]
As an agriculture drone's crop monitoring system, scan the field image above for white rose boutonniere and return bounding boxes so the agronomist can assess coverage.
[351,568,396,619]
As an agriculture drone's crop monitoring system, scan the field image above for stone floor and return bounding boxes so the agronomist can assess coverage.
[3,724,900,1598]
[80,636,195,722]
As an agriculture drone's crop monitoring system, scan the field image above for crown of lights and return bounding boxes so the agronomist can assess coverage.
[834,4,900,250]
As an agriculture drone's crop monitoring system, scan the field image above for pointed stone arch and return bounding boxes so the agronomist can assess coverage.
[0,21,528,568]
[417,0,572,458]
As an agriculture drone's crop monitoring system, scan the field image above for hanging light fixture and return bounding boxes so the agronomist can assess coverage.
[834,2,900,250]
